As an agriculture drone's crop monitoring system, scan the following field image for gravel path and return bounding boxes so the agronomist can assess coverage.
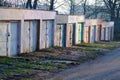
[50,48,120,80]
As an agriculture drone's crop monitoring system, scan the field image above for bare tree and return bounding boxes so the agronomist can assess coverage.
[68,0,84,15]
[49,0,54,10]
[26,0,32,8]
[33,0,38,9]
[116,3,120,19]
[83,0,87,15]
[69,0,75,15]
[25,0,56,10]
[0,0,12,7]
[44,0,69,11]
[103,0,120,20]
[25,0,38,9]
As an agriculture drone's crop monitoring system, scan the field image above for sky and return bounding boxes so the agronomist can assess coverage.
[6,0,96,14]
[88,0,95,5]
[54,0,95,14]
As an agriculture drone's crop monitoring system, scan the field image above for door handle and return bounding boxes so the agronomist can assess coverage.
[8,33,10,36]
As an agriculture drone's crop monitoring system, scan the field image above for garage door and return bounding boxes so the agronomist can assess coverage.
[40,20,54,49]
[0,21,19,56]
[23,21,37,53]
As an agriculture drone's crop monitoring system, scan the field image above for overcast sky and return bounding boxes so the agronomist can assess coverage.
[54,0,95,14]
[7,0,96,14]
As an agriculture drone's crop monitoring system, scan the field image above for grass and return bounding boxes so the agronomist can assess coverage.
[77,48,104,63]
[76,41,120,50]
[0,48,103,79]
[75,41,120,62]
[0,68,32,79]
[0,41,120,79]
[0,57,67,79]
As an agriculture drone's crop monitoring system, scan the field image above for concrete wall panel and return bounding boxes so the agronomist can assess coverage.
[0,8,23,20]
[24,10,56,20]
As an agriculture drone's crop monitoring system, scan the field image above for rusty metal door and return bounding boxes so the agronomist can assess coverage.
[67,24,73,47]
[84,26,89,43]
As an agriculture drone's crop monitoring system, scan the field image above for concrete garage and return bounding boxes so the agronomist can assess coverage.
[104,22,114,41]
[21,9,56,51]
[0,8,56,56]
[22,20,37,53]
[55,15,85,47]
[40,20,54,49]
[54,24,66,47]
[84,19,103,43]
[0,21,20,56]
[0,8,22,56]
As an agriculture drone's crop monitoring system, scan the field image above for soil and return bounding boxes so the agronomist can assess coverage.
[2,42,120,80]
[50,47,120,80]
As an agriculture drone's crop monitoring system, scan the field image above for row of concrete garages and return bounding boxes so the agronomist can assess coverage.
[84,19,114,43]
[54,15,85,47]
[55,15,114,46]
[0,8,114,56]
[0,8,55,56]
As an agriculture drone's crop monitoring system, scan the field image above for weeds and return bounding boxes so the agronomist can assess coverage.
[0,57,67,79]
[0,41,120,79]
[76,42,119,50]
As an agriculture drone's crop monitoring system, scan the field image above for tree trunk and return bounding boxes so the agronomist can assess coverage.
[49,0,54,10]
[70,0,75,15]
[26,0,32,9]
[94,0,97,18]
[116,4,120,19]
[116,9,119,19]
[83,0,87,15]
[33,0,38,9]
[110,10,115,21]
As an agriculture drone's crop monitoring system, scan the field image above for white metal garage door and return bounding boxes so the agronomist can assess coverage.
[23,21,37,53]
[0,22,19,56]
[40,20,54,49]
[9,22,19,56]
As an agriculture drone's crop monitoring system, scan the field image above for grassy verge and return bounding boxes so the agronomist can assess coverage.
[0,57,67,79]
[0,41,120,79]
[76,41,120,50]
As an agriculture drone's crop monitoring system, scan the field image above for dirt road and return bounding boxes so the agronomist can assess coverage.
[50,48,120,80]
